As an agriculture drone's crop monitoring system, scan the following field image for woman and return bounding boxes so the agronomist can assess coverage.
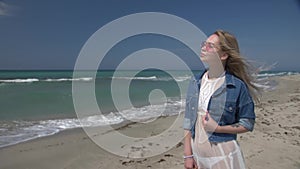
[183,30,259,169]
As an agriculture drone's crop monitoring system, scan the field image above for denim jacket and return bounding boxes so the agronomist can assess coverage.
[183,70,255,142]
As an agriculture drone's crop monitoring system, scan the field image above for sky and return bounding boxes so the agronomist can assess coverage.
[0,0,300,71]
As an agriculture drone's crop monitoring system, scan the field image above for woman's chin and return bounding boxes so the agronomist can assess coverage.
[200,56,208,62]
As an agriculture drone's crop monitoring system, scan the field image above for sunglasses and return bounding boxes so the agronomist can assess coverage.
[201,41,219,51]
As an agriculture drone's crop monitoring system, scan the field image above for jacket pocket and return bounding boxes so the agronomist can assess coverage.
[222,101,237,124]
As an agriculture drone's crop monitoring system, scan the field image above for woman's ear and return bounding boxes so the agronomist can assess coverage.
[220,52,228,61]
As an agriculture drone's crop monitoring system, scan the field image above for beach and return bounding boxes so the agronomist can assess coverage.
[0,74,299,169]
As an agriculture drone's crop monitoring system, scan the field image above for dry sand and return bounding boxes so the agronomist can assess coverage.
[0,75,299,169]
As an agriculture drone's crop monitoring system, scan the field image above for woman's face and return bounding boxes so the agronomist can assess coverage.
[200,34,227,64]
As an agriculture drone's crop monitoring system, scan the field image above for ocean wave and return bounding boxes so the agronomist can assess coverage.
[44,77,93,82]
[119,99,183,122]
[0,78,39,83]
[0,99,184,148]
[112,75,191,82]
[1,71,297,84]
[257,71,299,78]
[112,76,157,80]
[173,76,191,82]
[0,76,188,83]
[0,77,93,83]
[0,113,123,148]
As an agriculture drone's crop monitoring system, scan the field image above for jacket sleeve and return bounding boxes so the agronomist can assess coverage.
[237,83,256,131]
[183,78,193,131]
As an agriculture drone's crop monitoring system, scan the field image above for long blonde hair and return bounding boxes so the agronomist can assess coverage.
[214,30,260,102]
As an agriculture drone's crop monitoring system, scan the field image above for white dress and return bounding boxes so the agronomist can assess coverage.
[191,72,246,169]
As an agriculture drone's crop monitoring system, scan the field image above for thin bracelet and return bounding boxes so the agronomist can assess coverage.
[183,155,194,159]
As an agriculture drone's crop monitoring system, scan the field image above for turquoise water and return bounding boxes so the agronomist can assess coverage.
[0,70,191,147]
[0,70,298,147]
[0,71,75,120]
[0,70,189,120]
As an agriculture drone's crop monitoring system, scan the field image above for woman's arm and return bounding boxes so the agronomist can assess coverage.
[183,130,197,169]
[184,130,193,156]
[202,113,250,134]
[215,123,249,134]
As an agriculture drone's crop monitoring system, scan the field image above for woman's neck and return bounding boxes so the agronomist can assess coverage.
[207,67,225,79]
[204,56,226,79]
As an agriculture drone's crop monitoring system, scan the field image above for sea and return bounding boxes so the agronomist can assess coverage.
[0,70,298,148]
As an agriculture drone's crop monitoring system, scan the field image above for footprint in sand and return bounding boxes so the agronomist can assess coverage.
[164,154,174,157]
[121,159,134,166]
[176,142,183,148]
[158,159,166,163]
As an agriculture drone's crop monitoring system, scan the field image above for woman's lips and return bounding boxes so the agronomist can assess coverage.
[201,52,206,57]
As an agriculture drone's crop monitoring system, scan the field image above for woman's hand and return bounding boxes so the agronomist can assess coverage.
[184,157,198,169]
[202,112,219,132]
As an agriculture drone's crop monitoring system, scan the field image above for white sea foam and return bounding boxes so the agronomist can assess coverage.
[0,78,39,83]
[0,99,184,148]
[173,76,191,82]
[44,77,93,82]
[112,76,157,81]
[0,77,93,83]
[257,71,299,78]
[0,115,123,148]
[112,75,191,82]
[119,99,183,122]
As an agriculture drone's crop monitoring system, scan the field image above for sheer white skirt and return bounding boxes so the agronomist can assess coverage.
[191,115,246,169]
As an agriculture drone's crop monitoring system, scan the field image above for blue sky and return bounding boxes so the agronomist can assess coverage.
[0,0,299,71]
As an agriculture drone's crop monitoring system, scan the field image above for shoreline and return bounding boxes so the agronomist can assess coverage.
[0,74,299,169]
[0,71,296,149]
[0,97,182,149]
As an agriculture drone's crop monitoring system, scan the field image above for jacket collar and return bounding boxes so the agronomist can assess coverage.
[195,69,236,87]
[225,71,236,87]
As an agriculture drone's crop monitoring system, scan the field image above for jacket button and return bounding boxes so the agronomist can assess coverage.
[192,107,195,110]
[229,107,233,111]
